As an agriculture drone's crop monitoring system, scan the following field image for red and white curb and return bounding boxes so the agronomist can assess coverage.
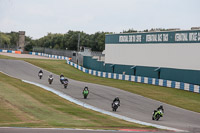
[0,127,160,132]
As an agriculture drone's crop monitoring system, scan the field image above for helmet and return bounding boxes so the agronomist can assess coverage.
[84,86,88,89]
[116,97,119,100]
[160,105,163,109]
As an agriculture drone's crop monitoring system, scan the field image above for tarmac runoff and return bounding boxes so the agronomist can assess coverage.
[22,79,187,132]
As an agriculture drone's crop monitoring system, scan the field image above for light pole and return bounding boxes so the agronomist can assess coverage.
[76,33,80,65]
[154,67,161,79]
[130,66,137,76]
[110,64,115,73]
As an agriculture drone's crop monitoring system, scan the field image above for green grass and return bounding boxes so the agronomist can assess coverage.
[21,58,200,113]
[0,72,149,129]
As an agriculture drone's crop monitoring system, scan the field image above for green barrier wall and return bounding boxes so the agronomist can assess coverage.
[83,56,200,85]
[160,68,200,85]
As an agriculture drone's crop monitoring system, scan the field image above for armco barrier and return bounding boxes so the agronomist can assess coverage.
[66,60,200,94]
[0,49,21,54]
[29,52,200,94]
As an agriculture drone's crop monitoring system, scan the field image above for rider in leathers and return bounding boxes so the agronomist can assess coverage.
[112,97,120,106]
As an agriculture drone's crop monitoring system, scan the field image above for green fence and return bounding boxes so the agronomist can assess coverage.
[83,56,200,85]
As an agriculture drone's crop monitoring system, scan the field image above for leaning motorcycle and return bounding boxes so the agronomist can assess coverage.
[63,80,68,88]
[112,101,119,112]
[60,76,65,84]
[152,109,164,121]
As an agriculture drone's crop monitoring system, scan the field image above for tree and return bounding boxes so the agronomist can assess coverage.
[122,29,137,33]
[8,32,18,46]
[0,33,11,48]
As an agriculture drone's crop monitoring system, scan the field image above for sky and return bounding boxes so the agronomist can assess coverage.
[0,0,199,39]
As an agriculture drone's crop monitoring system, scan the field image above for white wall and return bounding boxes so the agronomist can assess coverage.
[105,43,200,70]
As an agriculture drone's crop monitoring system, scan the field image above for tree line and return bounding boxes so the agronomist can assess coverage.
[29,30,110,52]
[0,28,173,52]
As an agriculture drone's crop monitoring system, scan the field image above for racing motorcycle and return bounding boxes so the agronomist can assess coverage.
[38,73,43,79]
[60,76,65,84]
[152,109,164,121]
[112,101,120,112]
[83,89,89,99]
[48,76,53,84]
[63,80,68,89]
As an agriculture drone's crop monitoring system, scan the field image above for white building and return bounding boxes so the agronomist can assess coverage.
[105,29,200,70]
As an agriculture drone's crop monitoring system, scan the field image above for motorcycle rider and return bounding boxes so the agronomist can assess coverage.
[83,86,89,94]
[48,74,53,84]
[112,97,120,106]
[49,74,53,78]
[60,74,64,78]
[62,77,69,88]
[153,105,164,117]
[157,105,164,113]
[60,74,65,84]
[38,70,43,79]
[82,86,89,98]
[38,70,43,75]
[48,74,53,80]
[152,105,164,120]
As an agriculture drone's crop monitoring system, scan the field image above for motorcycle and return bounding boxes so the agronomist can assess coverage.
[112,101,120,112]
[38,73,43,79]
[60,76,65,84]
[48,77,53,84]
[63,80,68,89]
[83,89,89,99]
[152,109,164,121]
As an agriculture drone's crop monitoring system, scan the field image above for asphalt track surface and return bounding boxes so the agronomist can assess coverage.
[0,58,200,133]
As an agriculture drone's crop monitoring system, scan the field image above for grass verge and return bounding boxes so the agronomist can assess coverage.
[0,72,150,129]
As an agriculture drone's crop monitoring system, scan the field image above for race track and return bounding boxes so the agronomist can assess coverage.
[0,59,200,132]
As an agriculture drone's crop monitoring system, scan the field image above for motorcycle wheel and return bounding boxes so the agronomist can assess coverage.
[156,114,160,121]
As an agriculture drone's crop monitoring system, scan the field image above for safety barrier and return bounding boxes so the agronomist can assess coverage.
[0,49,21,54]
[29,52,200,94]
[29,52,72,60]
[67,60,200,94]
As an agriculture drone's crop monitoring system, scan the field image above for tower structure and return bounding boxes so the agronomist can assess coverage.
[18,31,25,51]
